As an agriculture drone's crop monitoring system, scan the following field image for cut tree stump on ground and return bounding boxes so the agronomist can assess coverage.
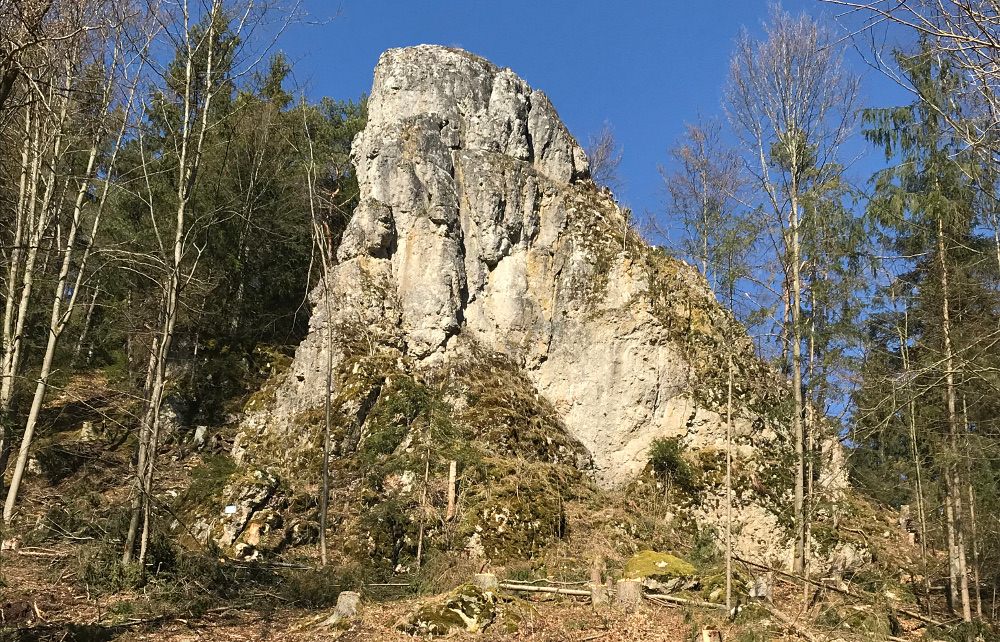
[321,590,360,626]
[473,573,499,592]
[589,582,609,607]
[615,579,643,611]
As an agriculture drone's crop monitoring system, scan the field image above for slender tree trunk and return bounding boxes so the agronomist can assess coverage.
[962,399,982,619]
[125,0,222,564]
[895,303,932,615]
[416,448,429,568]
[3,143,99,522]
[136,270,181,564]
[968,477,982,619]
[70,285,100,368]
[0,108,33,495]
[123,329,161,564]
[304,90,334,566]
[990,212,1000,274]
[4,79,69,410]
[319,271,333,567]
[803,296,817,603]
[138,407,164,565]
[937,216,971,622]
[725,347,733,612]
[946,490,960,612]
[790,189,805,575]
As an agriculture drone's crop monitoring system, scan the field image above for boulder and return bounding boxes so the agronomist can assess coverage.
[397,584,497,636]
[623,550,699,593]
[216,468,278,547]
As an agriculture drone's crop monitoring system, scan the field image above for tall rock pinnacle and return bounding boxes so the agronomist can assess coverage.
[240,45,805,507]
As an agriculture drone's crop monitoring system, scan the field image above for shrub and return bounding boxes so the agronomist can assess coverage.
[648,437,694,492]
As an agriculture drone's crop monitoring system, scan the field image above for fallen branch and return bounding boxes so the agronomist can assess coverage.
[763,602,823,642]
[645,593,727,610]
[499,580,729,614]
[498,583,591,597]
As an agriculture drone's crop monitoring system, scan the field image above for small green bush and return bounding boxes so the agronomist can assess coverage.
[177,453,237,511]
[648,437,694,492]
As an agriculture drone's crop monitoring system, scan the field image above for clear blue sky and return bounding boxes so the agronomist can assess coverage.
[278,0,911,229]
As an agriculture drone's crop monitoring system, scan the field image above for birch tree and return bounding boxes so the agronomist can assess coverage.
[0,0,145,501]
[120,0,279,566]
[724,4,860,575]
[661,117,754,306]
[1,0,152,522]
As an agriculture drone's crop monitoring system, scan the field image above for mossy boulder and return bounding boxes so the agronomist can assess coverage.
[816,604,901,639]
[623,550,698,593]
[397,584,497,636]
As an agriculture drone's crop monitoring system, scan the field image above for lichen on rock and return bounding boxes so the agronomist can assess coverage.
[397,584,497,636]
[623,550,699,593]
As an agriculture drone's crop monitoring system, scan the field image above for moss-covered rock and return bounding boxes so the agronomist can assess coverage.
[397,584,497,636]
[459,459,590,563]
[815,604,901,639]
[495,595,538,634]
[623,550,698,593]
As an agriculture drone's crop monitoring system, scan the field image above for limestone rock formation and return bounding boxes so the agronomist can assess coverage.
[233,45,833,567]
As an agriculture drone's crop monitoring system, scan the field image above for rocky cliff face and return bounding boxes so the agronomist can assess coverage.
[232,45,830,567]
[240,45,782,480]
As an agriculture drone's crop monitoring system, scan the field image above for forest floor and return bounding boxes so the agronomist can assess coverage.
[0,374,978,641]
[0,540,942,641]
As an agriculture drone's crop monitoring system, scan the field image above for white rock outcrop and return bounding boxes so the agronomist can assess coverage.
[235,46,802,496]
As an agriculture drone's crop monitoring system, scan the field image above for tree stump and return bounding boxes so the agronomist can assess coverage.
[322,590,361,626]
[589,554,608,606]
[473,573,499,593]
[615,578,643,611]
[750,572,773,602]
[701,627,723,641]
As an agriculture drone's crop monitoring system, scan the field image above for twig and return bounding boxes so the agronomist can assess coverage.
[763,602,822,642]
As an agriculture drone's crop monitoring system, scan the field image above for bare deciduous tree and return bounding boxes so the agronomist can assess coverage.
[821,0,1000,158]
[724,4,860,576]
[585,121,624,194]
[2,0,152,522]
[121,0,286,566]
[661,117,747,298]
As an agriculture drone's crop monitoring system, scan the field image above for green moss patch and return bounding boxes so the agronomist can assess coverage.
[623,550,696,580]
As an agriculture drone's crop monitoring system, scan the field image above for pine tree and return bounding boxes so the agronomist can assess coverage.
[861,46,999,621]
